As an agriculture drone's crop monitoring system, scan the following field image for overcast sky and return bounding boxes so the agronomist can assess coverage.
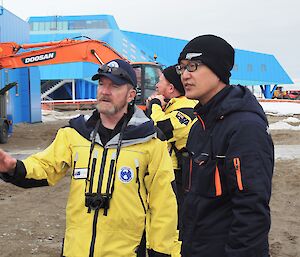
[3,0,300,81]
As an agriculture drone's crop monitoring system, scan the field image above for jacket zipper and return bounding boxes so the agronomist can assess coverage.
[135,159,146,214]
[187,158,193,192]
[185,114,206,192]
[89,148,108,257]
[214,165,222,196]
[196,114,206,130]
[233,157,244,191]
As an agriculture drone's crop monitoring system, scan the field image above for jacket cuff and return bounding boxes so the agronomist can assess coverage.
[0,160,49,188]
[0,160,26,181]
[146,98,162,117]
[148,249,171,257]
[150,98,162,107]
[13,160,27,179]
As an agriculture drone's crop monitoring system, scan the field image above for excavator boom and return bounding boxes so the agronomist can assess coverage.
[0,38,162,110]
[0,38,125,69]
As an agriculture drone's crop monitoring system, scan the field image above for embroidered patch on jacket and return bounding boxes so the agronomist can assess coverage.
[73,168,88,179]
[118,167,134,183]
[176,112,189,125]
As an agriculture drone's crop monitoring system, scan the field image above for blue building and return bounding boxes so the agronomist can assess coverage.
[0,7,41,124]
[0,12,294,124]
[28,15,293,101]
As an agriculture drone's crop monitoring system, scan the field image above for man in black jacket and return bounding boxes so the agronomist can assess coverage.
[176,34,274,257]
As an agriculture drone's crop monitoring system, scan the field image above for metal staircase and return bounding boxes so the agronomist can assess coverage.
[41,79,73,100]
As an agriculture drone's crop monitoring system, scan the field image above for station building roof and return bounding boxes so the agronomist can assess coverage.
[28,14,293,85]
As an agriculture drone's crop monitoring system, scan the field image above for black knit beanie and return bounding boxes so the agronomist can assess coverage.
[178,34,235,84]
[163,65,185,95]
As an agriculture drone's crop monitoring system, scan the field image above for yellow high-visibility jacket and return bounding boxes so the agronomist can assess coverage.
[150,96,197,169]
[21,107,177,257]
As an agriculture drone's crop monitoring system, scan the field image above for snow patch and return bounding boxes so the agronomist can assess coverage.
[275,145,300,160]
[269,121,300,131]
[282,117,300,123]
[259,102,300,116]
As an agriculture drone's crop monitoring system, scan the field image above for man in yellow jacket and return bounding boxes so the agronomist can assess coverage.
[0,59,177,257]
[146,65,197,256]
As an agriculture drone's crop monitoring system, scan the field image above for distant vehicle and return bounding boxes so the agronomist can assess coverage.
[0,116,9,144]
[284,90,300,100]
[0,82,16,143]
[273,86,300,100]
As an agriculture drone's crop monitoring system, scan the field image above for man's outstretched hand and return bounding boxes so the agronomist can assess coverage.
[0,149,17,172]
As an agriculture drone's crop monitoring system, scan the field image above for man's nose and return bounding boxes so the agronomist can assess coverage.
[181,68,190,79]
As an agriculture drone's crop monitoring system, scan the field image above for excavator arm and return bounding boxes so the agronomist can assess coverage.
[0,38,125,69]
[0,38,163,108]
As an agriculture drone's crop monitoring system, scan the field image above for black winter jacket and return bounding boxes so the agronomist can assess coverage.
[181,85,274,257]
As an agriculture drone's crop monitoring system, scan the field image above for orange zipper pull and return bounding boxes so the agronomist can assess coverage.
[233,158,243,191]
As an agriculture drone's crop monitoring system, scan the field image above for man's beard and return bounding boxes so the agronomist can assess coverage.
[96,97,128,115]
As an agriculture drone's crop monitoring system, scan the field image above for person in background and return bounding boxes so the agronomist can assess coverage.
[0,59,177,257]
[146,65,197,257]
[176,35,274,257]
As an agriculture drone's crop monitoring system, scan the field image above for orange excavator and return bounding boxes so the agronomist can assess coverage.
[0,38,163,143]
[0,38,124,68]
[0,38,162,103]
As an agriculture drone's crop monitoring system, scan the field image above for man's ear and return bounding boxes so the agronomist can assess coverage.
[169,83,175,93]
[127,88,137,103]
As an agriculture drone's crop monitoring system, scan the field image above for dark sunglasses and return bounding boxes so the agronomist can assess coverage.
[98,64,136,87]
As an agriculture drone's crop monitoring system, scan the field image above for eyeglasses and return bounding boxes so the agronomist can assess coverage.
[175,61,203,75]
[98,64,135,86]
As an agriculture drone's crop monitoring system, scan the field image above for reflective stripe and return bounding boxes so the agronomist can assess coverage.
[214,165,222,196]
[233,158,243,191]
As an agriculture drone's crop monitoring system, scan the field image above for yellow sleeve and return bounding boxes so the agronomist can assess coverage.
[151,105,193,143]
[150,103,167,123]
[144,139,178,254]
[23,128,72,186]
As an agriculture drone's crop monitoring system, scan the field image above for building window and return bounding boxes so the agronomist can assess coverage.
[233,64,238,71]
[261,64,267,72]
[68,20,87,30]
[50,22,57,31]
[30,19,110,31]
[43,22,51,31]
[86,20,109,29]
[69,20,110,30]
[57,21,68,30]
[30,22,39,31]
[247,64,253,72]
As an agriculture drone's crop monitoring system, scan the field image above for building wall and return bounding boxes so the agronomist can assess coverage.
[0,7,41,123]
[28,14,293,87]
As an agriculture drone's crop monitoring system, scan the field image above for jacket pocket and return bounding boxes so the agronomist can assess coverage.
[225,154,266,193]
[187,154,225,198]
[233,157,244,191]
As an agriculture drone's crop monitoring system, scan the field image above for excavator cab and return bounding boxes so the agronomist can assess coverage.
[132,62,162,109]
